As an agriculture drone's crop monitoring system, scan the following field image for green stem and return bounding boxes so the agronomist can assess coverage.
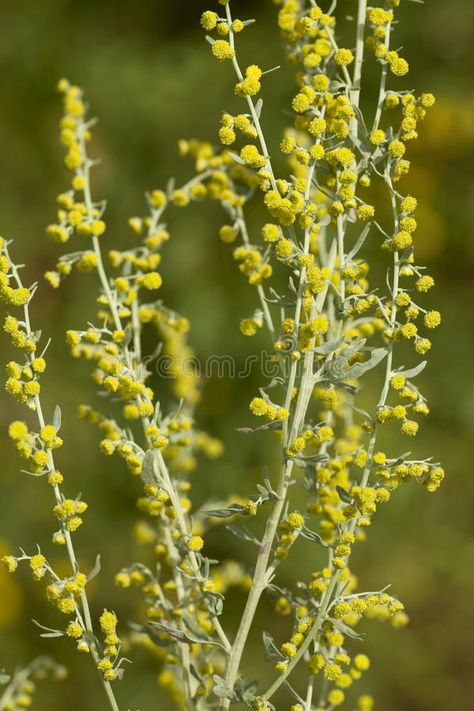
[225,4,278,193]
[8,255,120,711]
[263,576,339,701]
[372,22,392,132]
[77,124,232,655]
[350,0,367,133]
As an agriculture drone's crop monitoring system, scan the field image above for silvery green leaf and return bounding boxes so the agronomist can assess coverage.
[87,554,101,582]
[400,360,427,379]
[229,152,245,166]
[342,347,387,379]
[212,675,238,701]
[300,526,330,546]
[331,338,366,371]
[263,467,279,500]
[265,376,286,389]
[128,621,169,647]
[53,405,62,431]
[313,337,345,355]
[141,450,158,486]
[205,592,224,617]
[32,620,65,638]
[262,631,284,662]
[346,402,372,420]
[389,451,411,466]
[346,224,371,262]
[205,504,247,518]
[317,213,331,227]
[330,618,363,640]
[254,98,263,119]
[0,673,11,685]
[236,420,284,434]
[265,288,295,307]
[331,79,349,91]
[203,504,246,518]
[166,177,175,195]
[335,381,359,395]
[295,452,329,463]
[336,486,352,504]
[227,525,260,545]
[149,622,205,645]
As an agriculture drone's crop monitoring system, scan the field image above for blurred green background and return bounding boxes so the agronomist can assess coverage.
[1,0,473,709]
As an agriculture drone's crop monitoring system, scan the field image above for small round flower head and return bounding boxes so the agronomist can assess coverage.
[308,117,327,136]
[32,357,47,372]
[421,92,435,108]
[219,225,237,243]
[66,621,83,639]
[8,420,28,441]
[307,652,324,674]
[201,11,217,30]
[401,420,419,436]
[2,555,17,573]
[324,663,342,681]
[387,52,409,76]
[240,318,261,336]
[91,220,106,236]
[328,690,345,706]
[140,272,162,290]
[354,653,370,671]
[100,610,117,635]
[415,275,433,292]
[287,512,304,529]
[389,140,406,159]
[261,223,280,242]
[187,535,204,552]
[424,310,441,328]
[334,48,354,66]
[390,373,405,390]
[357,204,375,221]
[250,397,268,416]
[211,39,235,61]
[219,126,236,145]
[370,129,385,146]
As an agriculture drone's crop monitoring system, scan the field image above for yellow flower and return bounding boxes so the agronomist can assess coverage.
[211,40,235,61]
[424,310,441,328]
[187,535,204,552]
[201,11,218,31]
[2,555,18,573]
[140,272,162,290]
[334,48,354,66]
[8,421,28,441]
[91,220,106,236]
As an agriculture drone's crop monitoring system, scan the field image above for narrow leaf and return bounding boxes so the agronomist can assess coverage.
[53,405,62,431]
[400,360,427,379]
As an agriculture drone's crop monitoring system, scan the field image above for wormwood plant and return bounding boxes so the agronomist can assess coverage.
[1,1,444,710]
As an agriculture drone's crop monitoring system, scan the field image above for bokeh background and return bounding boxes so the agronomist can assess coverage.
[1,0,473,709]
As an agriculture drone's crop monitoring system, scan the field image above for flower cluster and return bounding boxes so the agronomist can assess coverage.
[191,0,443,708]
[0,240,122,709]
[1,1,444,710]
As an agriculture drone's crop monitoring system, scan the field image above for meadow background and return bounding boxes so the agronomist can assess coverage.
[1,0,473,709]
